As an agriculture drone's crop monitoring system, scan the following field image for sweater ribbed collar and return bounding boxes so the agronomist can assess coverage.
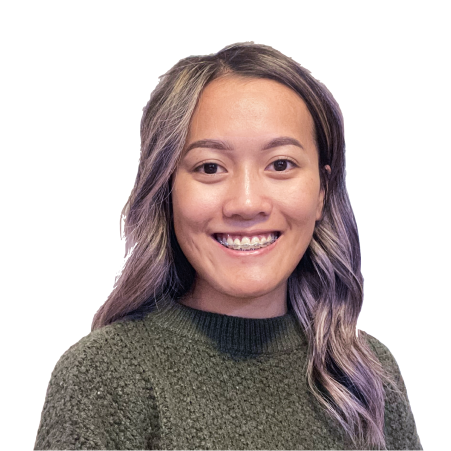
[148,297,307,355]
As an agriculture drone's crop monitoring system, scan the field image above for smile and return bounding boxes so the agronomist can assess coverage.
[212,232,281,257]
[214,232,280,251]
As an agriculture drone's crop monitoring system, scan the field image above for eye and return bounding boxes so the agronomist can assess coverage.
[194,158,297,175]
[194,162,226,175]
[271,158,297,172]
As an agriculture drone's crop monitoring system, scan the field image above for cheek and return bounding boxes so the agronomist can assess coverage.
[172,176,220,241]
[277,181,322,226]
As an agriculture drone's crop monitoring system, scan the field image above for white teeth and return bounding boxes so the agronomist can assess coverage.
[217,233,279,251]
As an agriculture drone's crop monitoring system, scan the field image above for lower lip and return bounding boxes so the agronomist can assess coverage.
[211,235,281,257]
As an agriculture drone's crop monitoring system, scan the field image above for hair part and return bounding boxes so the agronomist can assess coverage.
[92,42,402,449]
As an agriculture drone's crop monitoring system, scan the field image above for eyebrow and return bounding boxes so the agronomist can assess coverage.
[184,136,304,153]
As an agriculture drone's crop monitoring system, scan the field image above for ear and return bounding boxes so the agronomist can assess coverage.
[316,165,331,221]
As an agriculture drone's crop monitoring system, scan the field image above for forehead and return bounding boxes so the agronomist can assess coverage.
[187,76,315,142]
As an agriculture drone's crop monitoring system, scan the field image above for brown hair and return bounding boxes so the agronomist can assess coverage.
[92,42,402,449]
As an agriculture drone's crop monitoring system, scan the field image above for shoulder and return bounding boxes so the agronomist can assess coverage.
[358,330,403,382]
[36,318,160,449]
[360,330,393,358]
[358,330,415,409]
[57,320,130,364]
[357,333,423,449]
[50,317,155,388]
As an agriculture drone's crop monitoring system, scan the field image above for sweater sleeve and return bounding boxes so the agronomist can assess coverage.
[363,332,423,450]
[34,324,158,450]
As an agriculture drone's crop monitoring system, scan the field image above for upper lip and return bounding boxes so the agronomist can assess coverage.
[213,230,281,236]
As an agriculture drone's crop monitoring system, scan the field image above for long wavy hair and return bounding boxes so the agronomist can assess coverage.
[92,42,401,449]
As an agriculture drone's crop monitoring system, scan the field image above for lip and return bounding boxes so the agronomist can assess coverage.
[211,233,281,256]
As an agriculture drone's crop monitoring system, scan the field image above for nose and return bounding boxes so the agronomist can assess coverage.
[222,166,272,220]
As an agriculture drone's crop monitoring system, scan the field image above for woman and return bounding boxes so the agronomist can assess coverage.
[34,42,422,450]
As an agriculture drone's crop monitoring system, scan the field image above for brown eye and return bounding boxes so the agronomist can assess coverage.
[195,162,225,175]
[271,158,296,172]
[274,160,287,171]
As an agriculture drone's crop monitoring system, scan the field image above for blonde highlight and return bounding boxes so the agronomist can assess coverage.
[92,42,402,449]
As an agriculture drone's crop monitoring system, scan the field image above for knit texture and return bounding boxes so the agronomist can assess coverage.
[34,298,422,450]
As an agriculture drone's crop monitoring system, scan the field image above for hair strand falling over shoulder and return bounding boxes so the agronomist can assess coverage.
[92,42,403,449]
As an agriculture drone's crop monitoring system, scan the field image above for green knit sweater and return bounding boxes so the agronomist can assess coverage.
[34,298,422,450]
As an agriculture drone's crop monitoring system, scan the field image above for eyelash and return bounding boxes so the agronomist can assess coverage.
[194,159,297,174]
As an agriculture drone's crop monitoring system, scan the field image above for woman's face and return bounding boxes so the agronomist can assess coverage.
[172,76,327,316]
